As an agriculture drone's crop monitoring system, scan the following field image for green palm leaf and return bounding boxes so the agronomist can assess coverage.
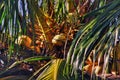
[65,0,120,79]
[36,59,67,80]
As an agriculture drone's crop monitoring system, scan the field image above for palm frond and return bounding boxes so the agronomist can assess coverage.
[35,59,67,80]
[65,0,120,78]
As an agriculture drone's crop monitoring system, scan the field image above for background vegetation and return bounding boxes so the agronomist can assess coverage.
[0,0,120,80]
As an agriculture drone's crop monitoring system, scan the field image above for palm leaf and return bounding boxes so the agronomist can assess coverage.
[65,0,120,79]
[0,56,53,77]
[36,59,67,80]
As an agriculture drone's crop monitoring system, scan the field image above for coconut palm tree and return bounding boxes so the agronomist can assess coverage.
[0,0,120,80]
